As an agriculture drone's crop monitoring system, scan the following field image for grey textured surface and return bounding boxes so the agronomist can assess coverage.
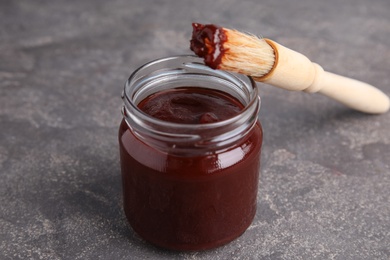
[1,0,390,259]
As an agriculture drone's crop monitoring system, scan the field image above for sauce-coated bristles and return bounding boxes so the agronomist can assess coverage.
[190,23,275,78]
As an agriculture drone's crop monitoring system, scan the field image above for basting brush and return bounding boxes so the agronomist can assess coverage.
[190,23,390,114]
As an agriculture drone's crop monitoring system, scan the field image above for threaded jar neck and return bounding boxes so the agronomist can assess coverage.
[122,55,260,155]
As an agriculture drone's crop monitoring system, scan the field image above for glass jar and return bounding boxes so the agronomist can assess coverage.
[119,55,263,251]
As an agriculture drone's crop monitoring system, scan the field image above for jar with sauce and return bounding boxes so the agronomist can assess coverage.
[119,56,263,251]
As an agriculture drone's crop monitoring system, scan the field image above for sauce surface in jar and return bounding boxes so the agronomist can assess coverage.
[138,87,242,124]
[119,86,263,251]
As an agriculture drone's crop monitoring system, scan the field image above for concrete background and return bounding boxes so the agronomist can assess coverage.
[1,0,389,259]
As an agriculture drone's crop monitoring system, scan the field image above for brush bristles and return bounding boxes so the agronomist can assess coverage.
[221,28,275,78]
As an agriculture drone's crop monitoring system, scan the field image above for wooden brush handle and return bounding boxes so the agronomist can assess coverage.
[257,39,390,114]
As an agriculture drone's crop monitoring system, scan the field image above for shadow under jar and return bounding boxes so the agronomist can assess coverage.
[119,56,263,251]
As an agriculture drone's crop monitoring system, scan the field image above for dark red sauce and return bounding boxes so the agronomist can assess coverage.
[119,87,263,250]
[138,87,242,124]
[190,23,227,69]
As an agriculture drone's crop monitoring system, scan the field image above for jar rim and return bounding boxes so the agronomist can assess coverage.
[123,55,259,128]
[122,55,260,152]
